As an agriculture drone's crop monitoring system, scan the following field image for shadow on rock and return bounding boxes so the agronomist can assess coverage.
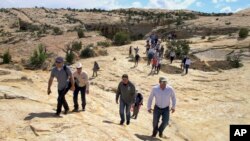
[135,134,162,141]
[24,112,62,120]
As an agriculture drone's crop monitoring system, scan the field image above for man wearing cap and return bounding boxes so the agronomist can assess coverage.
[72,63,89,112]
[147,77,176,138]
[47,57,75,116]
[116,74,136,125]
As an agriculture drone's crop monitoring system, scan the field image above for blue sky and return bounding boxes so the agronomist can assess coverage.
[0,0,249,13]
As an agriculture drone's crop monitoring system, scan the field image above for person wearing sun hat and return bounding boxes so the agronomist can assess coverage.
[147,76,176,138]
[72,62,89,112]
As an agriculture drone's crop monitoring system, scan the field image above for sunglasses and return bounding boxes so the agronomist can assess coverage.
[55,61,62,64]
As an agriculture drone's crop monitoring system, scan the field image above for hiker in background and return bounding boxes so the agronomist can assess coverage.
[72,63,89,112]
[131,91,143,119]
[92,61,100,77]
[47,57,75,116]
[169,50,176,64]
[151,57,158,74]
[181,55,187,70]
[134,46,139,55]
[129,46,133,56]
[156,58,162,74]
[155,34,159,45]
[116,74,136,125]
[160,45,164,58]
[147,77,176,138]
[134,53,140,67]
[147,48,155,65]
[145,41,150,54]
[184,57,191,74]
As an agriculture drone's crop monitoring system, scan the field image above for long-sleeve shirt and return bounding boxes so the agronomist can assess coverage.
[73,71,89,90]
[147,85,176,110]
[116,81,136,104]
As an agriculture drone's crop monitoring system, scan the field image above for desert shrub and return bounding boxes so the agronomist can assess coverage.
[166,40,190,58]
[239,28,249,38]
[201,36,206,39]
[80,47,96,58]
[30,44,47,67]
[53,27,63,35]
[77,28,84,38]
[113,31,131,45]
[226,52,243,68]
[3,50,12,64]
[97,41,111,47]
[66,50,74,64]
[72,41,82,51]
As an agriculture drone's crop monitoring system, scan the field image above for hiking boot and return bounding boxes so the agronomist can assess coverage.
[151,133,157,138]
[64,109,69,115]
[152,130,157,137]
[126,120,130,125]
[159,132,163,138]
[120,120,124,125]
[72,109,78,112]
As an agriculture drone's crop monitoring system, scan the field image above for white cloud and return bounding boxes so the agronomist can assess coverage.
[148,0,197,9]
[212,0,218,3]
[225,0,237,2]
[220,6,232,12]
[235,8,243,12]
[131,2,142,8]
[196,1,204,7]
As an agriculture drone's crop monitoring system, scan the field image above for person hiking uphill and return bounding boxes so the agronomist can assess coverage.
[147,77,176,138]
[92,61,100,77]
[72,63,89,112]
[131,91,143,119]
[47,57,75,116]
[116,74,136,125]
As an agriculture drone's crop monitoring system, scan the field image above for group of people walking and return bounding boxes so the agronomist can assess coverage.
[47,56,176,138]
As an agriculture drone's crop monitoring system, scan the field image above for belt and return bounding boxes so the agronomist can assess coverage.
[155,105,169,110]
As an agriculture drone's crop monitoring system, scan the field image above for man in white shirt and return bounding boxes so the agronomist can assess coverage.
[72,63,89,112]
[147,77,176,138]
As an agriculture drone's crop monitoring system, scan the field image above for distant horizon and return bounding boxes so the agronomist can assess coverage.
[0,0,249,13]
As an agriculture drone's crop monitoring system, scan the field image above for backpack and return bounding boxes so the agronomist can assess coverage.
[63,65,73,88]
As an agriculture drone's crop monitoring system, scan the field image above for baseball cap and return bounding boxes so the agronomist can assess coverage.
[159,76,168,83]
[55,57,64,63]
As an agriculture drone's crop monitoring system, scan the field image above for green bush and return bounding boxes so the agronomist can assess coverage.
[166,40,190,58]
[30,44,47,67]
[3,50,12,64]
[239,28,249,38]
[72,41,82,51]
[113,31,131,45]
[226,52,243,68]
[77,28,84,38]
[97,41,111,47]
[66,50,74,64]
[53,27,63,35]
[80,47,96,58]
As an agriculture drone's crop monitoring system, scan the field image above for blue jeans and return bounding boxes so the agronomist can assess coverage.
[119,99,132,122]
[153,105,170,135]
